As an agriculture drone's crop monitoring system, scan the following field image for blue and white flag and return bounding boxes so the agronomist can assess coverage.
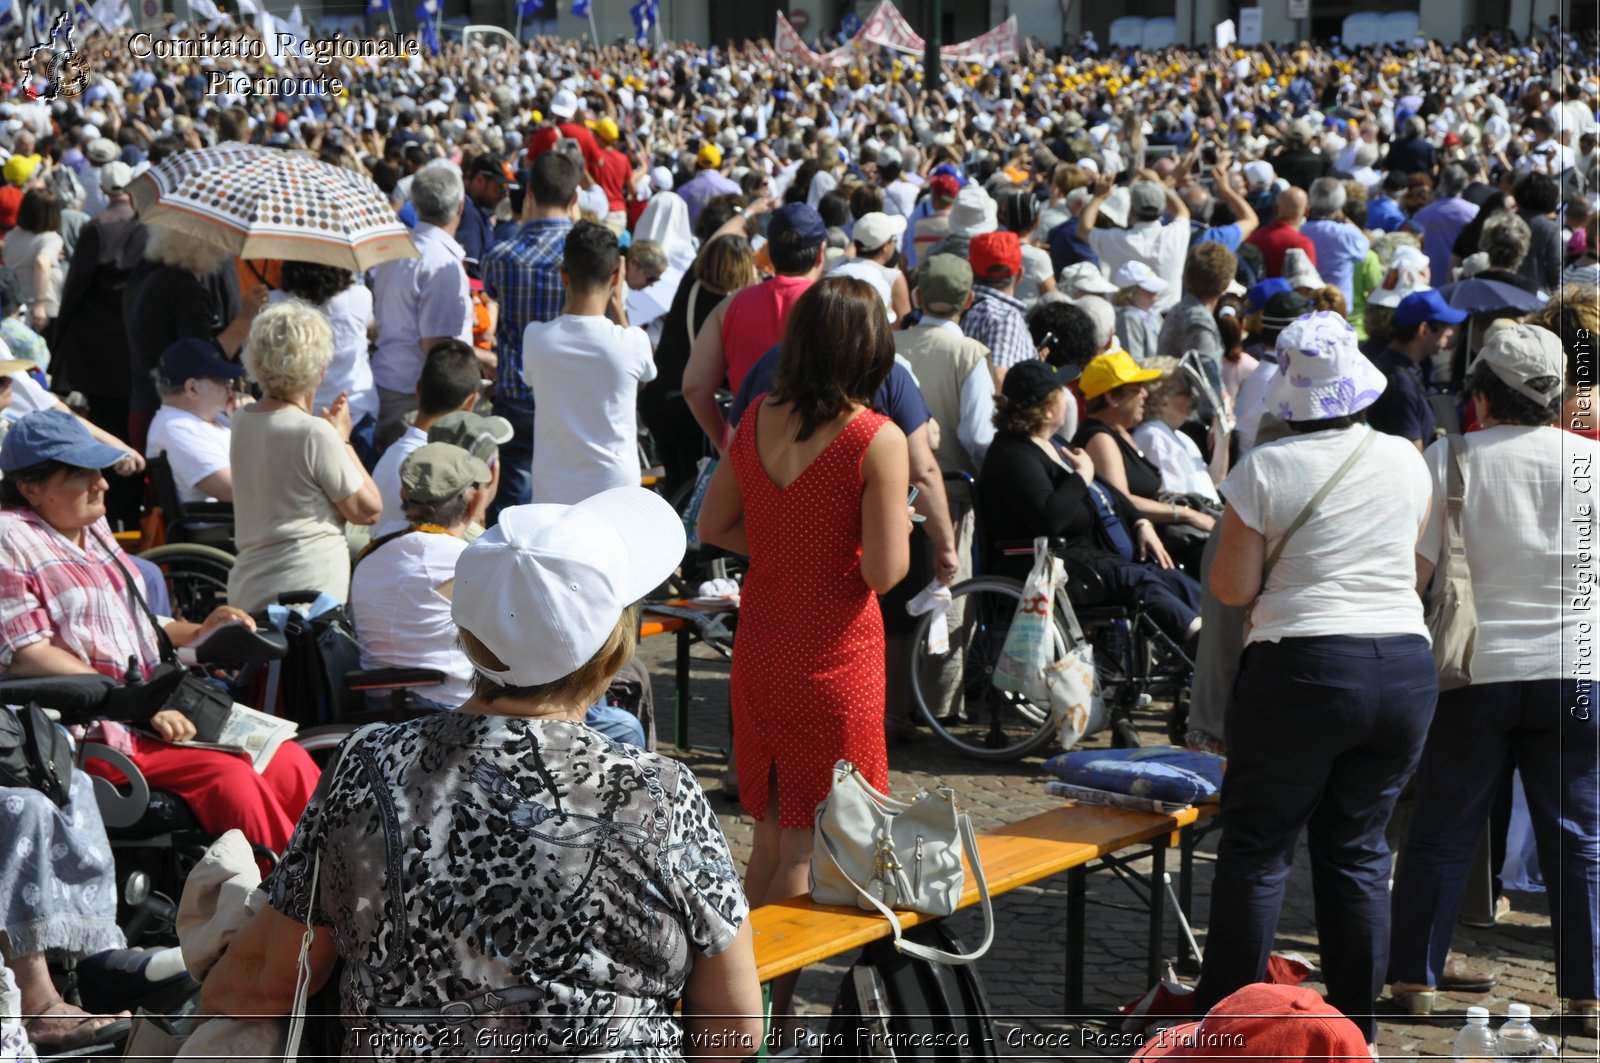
[570,0,588,16]
[518,0,543,20]
[629,0,656,43]
[0,0,16,27]
[73,1,92,28]
[415,0,438,54]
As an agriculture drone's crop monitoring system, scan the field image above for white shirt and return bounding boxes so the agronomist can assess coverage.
[1132,421,1219,504]
[369,423,428,539]
[1233,358,1278,453]
[4,368,54,419]
[1222,426,1432,645]
[349,529,475,707]
[369,223,472,393]
[146,406,231,504]
[270,285,379,424]
[522,315,656,505]
[1416,425,1598,683]
[1087,219,1190,313]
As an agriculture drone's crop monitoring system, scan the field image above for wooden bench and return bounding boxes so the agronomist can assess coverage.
[640,601,737,750]
[751,802,1219,1013]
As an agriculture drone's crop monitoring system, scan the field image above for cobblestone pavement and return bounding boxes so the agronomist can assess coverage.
[636,634,1599,1061]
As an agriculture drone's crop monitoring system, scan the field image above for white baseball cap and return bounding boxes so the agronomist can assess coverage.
[549,88,579,119]
[851,211,907,252]
[451,488,685,688]
[826,258,897,324]
[1111,260,1169,294]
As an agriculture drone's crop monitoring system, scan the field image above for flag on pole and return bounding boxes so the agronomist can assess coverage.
[90,0,129,28]
[366,0,389,13]
[0,0,16,26]
[518,0,542,19]
[629,0,656,43]
[73,0,93,28]
[415,0,438,54]
[570,0,587,15]
[234,0,259,18]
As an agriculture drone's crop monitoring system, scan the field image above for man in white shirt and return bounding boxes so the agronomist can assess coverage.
[523,221,656,505]
[370,161,476,448]
[145,338,245,503]
[369,340,486,540]
[1081,172,1191,313]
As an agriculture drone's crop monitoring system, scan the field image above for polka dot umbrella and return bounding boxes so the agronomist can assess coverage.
[128,144,417,273]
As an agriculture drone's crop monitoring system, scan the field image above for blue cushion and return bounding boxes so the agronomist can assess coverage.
[1043,745,1225,805]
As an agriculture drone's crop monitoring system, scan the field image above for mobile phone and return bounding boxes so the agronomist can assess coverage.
[908,485,925,523]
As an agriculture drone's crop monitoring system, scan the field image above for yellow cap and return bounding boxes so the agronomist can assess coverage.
[697,143,722,168]
[2,154,41,187]
[1079,349,1162,400]
[596,118,620,142]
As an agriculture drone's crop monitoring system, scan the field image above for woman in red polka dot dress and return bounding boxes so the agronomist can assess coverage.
[698,276,911,1041]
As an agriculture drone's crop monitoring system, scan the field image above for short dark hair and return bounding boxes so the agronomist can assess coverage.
[218,107,251,142]
[371,160,401,196]
[529,150,581,209]
[1465,358,1560,425]
[0,459,72,509]
[279,261,355,306]
[993,391,1060,435]
[401,489,472,528]
[1514,171,1560,214]
[1028,302,1097,369]
[417,340,481,416]
[769,232,823,275]
[849,183,884,221]
[694,193,745,244]
[816,189,853,229]
[562,220,620,293]
[772,276,896,442]
[17,189,60,235]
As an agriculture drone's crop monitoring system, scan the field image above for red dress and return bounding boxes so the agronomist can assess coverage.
[729,401,891,828]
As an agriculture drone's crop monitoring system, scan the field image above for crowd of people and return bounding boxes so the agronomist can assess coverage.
[0,8,1595,1055]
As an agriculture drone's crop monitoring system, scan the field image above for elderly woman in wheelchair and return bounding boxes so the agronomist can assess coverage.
[975,361,1203,652]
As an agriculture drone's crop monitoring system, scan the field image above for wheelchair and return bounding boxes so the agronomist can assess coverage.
[907,537,1196,761]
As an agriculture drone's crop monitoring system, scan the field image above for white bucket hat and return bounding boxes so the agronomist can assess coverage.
[452,489,685,688]
[1111,259,1169,294]
[1282,247,1325,291]
[1058,261,1117,296]
[1265,312,1388,422]
[947,186,998,239]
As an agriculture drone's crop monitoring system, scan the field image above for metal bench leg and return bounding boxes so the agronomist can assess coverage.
[1147,840,1168,986]
[675,625,691,750]
[1066,865,1087,1014]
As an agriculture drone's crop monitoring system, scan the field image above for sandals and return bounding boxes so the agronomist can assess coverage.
[22,995,132,1052]
[1388,982,1437,1016]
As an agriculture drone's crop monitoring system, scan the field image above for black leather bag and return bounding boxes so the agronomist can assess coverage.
[0,704,76,807]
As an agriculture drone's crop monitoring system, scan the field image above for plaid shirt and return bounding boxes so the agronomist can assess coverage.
[481,218,573,401]
[962,286,1033,371]
[0,510,161,678]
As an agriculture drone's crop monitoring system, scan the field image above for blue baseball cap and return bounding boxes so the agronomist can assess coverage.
[1394,289,1469,328]
[0,409,128,474]
[158,338,247,385]
[768,203,827,247]
[1246,277,1292,311]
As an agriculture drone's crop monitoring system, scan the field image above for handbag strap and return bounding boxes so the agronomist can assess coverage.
[684,280,703,348]
[283,723,380,1061]
[89,525,177,665]
[1441,433,1468,562]
[1260,428,1376,586]
[816,811,995,966]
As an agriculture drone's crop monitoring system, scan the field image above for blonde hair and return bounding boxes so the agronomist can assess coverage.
[1140,355,1185,421]
[462,603,640,708]
[144,225,233,276]
[245,298,333,399]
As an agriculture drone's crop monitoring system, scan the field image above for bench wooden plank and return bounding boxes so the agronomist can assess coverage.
[639,617,688,639]
[751,803,1213,983]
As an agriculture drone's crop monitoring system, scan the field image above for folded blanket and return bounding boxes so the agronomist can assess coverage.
[1043,745,1226,805]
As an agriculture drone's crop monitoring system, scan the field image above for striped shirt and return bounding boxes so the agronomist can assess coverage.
[0,510,160,678]
[481,218,572,401]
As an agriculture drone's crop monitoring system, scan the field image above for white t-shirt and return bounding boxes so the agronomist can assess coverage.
[1233,359,1278,453]
[1014,244,1055,308]
[1417,425,1598,683]
[1132,421,1219,504]
[522,315,656,505]
[146,406,231,504]
[349,529,475,708]
[370,423,428,540]
[4,368,54,419]
[1087,219,1190,313]
[1221,426,1431,645]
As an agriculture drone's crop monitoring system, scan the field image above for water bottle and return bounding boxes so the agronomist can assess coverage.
[1451,1006,1496,1062]
[1495,1003,1550,1061]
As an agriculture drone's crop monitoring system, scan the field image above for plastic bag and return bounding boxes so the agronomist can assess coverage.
[992,538,1061,700]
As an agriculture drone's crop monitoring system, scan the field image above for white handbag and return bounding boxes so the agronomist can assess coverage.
[1045,587,1107,750]
[810,761,994,965]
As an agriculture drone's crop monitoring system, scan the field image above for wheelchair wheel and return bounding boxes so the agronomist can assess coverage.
[138,543,235,622]
[908,576,1060,761]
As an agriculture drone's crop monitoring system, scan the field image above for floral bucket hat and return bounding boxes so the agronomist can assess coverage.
[1265,311,1388,422]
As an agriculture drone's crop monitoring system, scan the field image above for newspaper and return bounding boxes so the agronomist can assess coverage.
[1179,349,1235,436]
[171,704,298,774]
[1046,780,1190,815]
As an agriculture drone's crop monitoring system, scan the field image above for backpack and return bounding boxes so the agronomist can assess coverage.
[821,923,1000,1061]
[278,605,364,727]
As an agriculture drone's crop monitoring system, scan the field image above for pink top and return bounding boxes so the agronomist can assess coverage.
[721,275,814,395]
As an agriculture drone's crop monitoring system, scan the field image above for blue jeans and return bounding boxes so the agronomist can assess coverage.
[488,393,535,524]
[1194,635,1437,1041]
[1390,679,1599,999]
[585,699,645,748]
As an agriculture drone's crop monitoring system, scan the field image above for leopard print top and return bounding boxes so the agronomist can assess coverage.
[266,712,747,1060]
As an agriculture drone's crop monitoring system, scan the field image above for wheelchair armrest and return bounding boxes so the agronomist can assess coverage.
[994,537,1068,558]
[0,675,117,724]
[175,503,234,521]
[1061,556,1109,607]
[79,743,151,830]
[344,668,446,691]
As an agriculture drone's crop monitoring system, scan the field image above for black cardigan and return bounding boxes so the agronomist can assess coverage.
[975,432,1142,580]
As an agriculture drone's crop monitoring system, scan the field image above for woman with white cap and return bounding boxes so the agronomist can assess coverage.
[1195,312,1436,1047]
[202,487,763,1058]
[1109,260,1169,364]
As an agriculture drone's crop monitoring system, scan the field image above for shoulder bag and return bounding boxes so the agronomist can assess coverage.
[811,760,994,965]
[1244,428,1377,639]
[0,703,74,808]
[1425,434,1477,691]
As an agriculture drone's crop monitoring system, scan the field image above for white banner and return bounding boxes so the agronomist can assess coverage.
[1214,17,1235,49]
[1238,6,1262,44]
[1287,0,1308,18]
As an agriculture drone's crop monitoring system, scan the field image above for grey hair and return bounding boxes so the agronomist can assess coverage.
[1403,115,1427,139]
[410,160,465,226]
[244,298,333,399]
[1075,295,1116,352]
[1437,163,1469,198]
[1179,184,1214,225]
[1308,177,1347,216]
[629,239,668,275]
[1354,141,1380,168]
[1479,211,1532,269]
